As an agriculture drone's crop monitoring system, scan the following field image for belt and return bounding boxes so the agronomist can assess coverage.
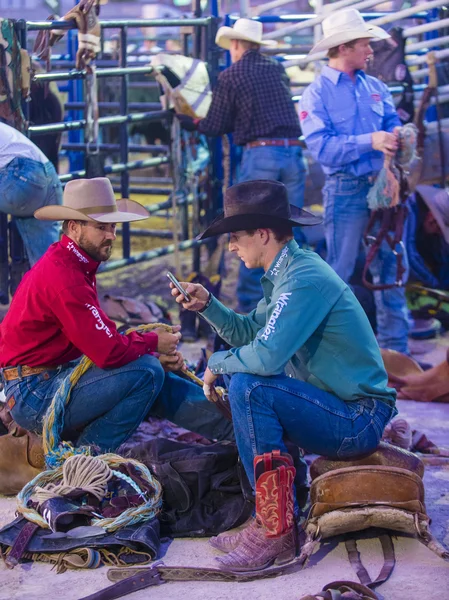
[2,365,58,382]
[246,139,302,149]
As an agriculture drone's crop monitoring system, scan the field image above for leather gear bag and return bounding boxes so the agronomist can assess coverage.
[0,404,44,495]
[127,438,254,537]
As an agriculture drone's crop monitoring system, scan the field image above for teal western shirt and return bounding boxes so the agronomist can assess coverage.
[202,240,396,406]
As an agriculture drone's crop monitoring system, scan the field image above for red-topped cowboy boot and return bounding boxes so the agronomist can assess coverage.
[215,450,297,571]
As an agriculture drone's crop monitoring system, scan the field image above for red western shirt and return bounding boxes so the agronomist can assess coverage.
[0,236,158,369]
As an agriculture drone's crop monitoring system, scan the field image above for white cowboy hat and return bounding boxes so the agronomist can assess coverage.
[310,8,390,55]
[34,177,149,223]
[416,185,449,244]
[215,18,277,50]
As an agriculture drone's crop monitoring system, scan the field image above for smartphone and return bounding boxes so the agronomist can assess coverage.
[167,271,191,302]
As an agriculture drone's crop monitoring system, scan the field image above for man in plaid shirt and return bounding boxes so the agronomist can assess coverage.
[178,18,306,313]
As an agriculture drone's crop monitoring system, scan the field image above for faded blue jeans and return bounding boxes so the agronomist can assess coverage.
[1,355,234,452]
[323,174,409,353]
[236,143,307,313]
[0,157,62,264]
[228,373,396,490]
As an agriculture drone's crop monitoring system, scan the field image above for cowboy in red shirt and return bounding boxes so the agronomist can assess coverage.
[0,178,233,451]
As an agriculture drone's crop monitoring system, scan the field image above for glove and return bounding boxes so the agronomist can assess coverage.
[176,113,199,132]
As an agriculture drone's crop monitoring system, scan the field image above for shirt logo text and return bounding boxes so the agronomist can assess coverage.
[85,303,113,338]
[270,246,289,277]
[261,292,292,341]
[67,241,89,264]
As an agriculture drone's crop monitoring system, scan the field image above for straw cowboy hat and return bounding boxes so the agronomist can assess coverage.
[198,180,322,239]
[215,18,277,51]
[416,185,449,244]
[310,8,390,55]
[34,177,149,223]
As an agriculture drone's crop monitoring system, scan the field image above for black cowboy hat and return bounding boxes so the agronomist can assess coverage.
[198,180,322,240]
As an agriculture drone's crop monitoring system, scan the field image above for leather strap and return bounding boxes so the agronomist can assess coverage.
[2,365,59,382]
[362,201,408,291]
[345,533,395,588]
[79,567,165,600]
[246,139,302,149]
[5,521,40,568]
[80,558,305,600]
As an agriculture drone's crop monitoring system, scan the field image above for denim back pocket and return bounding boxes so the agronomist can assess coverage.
[26,370,62,401]
[336,399,383,459]
[5,379,45,432]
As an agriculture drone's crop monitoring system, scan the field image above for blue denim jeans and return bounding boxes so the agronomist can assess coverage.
[0,157,62,264]
[2,356,234,452]
[236,143,307,313]
[228,373,396,491]
[323,174,409,353]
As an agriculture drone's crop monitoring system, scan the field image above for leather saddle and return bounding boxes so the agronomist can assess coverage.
[310,440,424,479]
[0,404,45,495]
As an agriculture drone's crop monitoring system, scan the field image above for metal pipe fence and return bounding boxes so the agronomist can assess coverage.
[22,14,214,267]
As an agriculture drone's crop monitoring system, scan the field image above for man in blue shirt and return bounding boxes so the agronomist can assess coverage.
[171,179,396,573]
[300,8,410,353]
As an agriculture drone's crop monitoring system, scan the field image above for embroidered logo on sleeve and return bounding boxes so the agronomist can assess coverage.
[371,93,381,102]
[261,292,292,341]
[270,246,289,276]
[300,111,308,121]
[85,303,113,338]
[67,241,89,264]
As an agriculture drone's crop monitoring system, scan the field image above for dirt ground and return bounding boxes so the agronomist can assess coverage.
[1,245,449,600]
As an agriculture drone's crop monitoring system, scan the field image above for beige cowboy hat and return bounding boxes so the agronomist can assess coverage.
[416,185,449,244]
[34,177,149,223]
[310,8,390,55]
[215,18,277,51]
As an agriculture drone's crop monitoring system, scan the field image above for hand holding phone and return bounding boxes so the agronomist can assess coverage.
[166,271,192,302]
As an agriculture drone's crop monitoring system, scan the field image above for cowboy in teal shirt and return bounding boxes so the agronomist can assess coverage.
[171,179,396,573]
[204,239,395,406]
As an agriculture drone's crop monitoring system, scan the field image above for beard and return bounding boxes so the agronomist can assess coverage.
[78,233,113,262]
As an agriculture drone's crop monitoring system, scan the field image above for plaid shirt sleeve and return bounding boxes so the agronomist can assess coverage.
[198,71,235,137]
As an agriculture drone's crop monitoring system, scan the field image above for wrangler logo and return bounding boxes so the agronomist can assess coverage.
[270,246,289,276]
[67,241,89,263]
[261,292,292,341]
[85,303,113,338]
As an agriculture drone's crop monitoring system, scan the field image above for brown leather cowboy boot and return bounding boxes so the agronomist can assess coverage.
[0,405,45,495]
[209,517,256,552]
[216,450,297,571]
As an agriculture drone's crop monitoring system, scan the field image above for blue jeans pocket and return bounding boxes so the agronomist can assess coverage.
[337,419,381,459]
[6,371,61,432]
[6,382,43,432]
[336,400,385,459]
